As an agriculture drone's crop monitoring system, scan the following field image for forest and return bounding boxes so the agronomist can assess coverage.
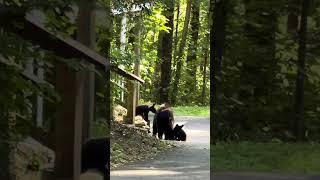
[0,0,320,178]
[211,0,320,143]
[109,0,210,107]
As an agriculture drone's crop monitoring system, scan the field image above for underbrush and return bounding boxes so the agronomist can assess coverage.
[110,121,175,169]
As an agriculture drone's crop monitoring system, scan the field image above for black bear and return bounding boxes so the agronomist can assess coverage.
[81,137,109,180]
[153,104,175,140]
[136,103,156,127]
[173,124,187,141]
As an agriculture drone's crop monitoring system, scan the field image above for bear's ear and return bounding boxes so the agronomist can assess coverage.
[152,103,155,107]
[180,125,184,128]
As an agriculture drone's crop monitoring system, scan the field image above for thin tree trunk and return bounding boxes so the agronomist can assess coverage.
[294,0,310,141]
[153,31,163,104]
[210,0,228,144]
[173,0,180,68]
[158,0,175,103]
[170,0,192,105]
[201,46,209,106]
[186,0,200,104]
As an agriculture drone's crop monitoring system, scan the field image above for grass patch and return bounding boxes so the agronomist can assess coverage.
[211,142,320,175]
[172,106,209,117]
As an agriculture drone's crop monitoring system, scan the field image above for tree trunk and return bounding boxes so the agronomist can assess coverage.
[243,0,278,100]
[170,0,192,105]
[210,0,228,144]
[173,0,180,68]
[294,0,310,141]
[201,46,209,106]
[185,0,200,104]
[153,32,163,104]
[158,0,175,103]
[287,0,301,35]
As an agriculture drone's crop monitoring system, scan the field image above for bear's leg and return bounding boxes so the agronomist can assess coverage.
[158,128,164,139]
[164,127,174,140]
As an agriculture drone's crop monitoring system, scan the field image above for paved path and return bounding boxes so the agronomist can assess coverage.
[111,116,210,180]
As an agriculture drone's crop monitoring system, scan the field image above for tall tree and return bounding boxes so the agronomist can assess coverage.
[185,0,200,104]
[201,42,209,106]
[294,0,310,141]
[210,0,228,143]
[158,0,175,103]
[242,0,278,101]
[170,0,192,105]
[173,0,181,62]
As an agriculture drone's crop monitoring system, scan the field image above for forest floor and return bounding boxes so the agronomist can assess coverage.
[110,116,210,180]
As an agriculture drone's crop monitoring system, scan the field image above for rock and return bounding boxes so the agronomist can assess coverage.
[10,136,55,180]
[113,105,127,123]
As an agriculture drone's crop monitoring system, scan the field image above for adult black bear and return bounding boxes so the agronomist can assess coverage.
[173,124,187,141]
[81,137,109,180]
[153,105,175,140]
[136,104,156,127]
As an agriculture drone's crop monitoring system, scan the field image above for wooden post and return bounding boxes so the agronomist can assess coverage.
[0,140,11,180]
[77,0,96,143]
[119,14,127,102]
[0,111,15,180]
[54,63,84,180]
[125,80,136,124]
[36,61,44,127]
[133,18,141,105]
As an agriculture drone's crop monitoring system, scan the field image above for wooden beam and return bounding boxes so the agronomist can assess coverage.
[0,6,108,69]
[110,65,145,84]
[0,6,145,85]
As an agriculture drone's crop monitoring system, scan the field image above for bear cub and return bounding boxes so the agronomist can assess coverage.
[136,103,156,127]
[173,124,186,141]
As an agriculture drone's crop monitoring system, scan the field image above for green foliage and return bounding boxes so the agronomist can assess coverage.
[213,0,320,142]
[0,31,58,140]
[0,0,83,145]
